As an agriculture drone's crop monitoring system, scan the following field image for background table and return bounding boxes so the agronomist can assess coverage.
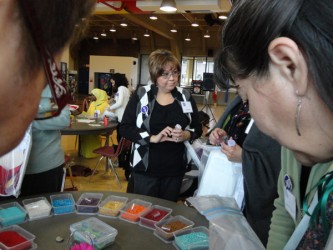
[61,119,118,169]
[61,119,118,137]
[4,191,208,249]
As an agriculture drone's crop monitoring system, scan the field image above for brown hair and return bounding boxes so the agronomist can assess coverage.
[148,49,181,85]
[17,0,95,78]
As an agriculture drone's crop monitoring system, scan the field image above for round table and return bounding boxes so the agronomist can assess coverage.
[61,119,118,136]
[4,191,208,249]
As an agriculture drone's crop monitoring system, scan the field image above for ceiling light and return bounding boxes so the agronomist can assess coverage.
[120,20,128,27]
[149,15,158,20]
[160,0,177,12]
[109,25,116,32]
[93,34,99,40]
[203,30,210,38]
[100,30,107,37]
[218,15,228,20]
[191,19,199,27]
[144,30,150,37]
[170,25,177,33]
[185,34,191,42]
[132,33,138,41]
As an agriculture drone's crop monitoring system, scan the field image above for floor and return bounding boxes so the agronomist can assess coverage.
[61,103,226,193]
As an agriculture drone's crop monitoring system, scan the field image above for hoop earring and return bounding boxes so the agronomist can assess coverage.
[295,90,302,136]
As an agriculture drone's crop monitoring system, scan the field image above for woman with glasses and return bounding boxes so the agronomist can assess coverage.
[0,0,95,157]
[216,0,333,248]
[119,49,202,202]
[80,88,109,158]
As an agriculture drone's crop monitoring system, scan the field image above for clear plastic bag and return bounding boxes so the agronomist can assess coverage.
[0,126,31,197]
[196,150,244,208]
[209,214,265,250]
[186,195,265,250]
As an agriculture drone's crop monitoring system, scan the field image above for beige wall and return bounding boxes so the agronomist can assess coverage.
[89,55,138,92]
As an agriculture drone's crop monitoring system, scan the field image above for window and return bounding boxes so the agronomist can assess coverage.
[180,56,214,87]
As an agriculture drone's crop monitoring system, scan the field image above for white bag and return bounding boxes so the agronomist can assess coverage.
[0,126,31,197]
[196,150,244,208]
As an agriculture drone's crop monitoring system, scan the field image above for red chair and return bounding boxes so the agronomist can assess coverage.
[90,137,132,189]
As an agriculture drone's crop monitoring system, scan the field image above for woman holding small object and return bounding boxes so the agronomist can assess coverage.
[119,49,202,201]
[208,94,281,246]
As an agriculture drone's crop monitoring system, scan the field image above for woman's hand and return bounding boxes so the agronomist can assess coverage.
[171,126,190,143]
[209,128,228,145]
[221,143,242,163]
[150,126,174,143]
[150,126,191,143]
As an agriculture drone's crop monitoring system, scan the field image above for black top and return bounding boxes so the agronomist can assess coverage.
[223,101,251,147]
[146,100,188,176]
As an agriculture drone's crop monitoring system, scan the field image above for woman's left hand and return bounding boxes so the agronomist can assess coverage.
[221,143,242,162]
[171,127,190,143]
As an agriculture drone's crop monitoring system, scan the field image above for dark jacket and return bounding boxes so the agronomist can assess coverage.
[212,95,281,246]
[119,84,202,172]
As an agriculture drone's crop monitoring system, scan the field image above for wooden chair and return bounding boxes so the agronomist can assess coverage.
[90,137,132,189]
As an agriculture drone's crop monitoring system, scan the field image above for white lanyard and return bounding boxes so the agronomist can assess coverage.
[283,192,318,250]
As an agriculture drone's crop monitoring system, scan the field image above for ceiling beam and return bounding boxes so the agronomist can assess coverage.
[121,14,176,40]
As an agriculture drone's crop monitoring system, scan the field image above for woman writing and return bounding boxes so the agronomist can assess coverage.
[119,49,202,202]
[80,88,109,158]
[216,0,333,248]
[104,73,131,142]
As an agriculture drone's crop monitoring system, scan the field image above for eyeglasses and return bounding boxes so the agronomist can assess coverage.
[203,124,210,129]
[160,71,180,79]
[20,0,71,120]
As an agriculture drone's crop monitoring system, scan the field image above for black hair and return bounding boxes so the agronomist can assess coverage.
[112,73,129,93]
[215,0,333,112]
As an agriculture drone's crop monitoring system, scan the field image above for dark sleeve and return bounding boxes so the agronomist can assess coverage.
[119,92,150,145]
[206,95,242,144]
[188,95,202,142]
[241,124,281,246]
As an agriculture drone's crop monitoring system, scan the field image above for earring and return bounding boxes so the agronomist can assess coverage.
[295,90,302,136]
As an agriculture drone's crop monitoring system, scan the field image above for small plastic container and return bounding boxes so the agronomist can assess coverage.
[98,195,128,218]
[119,199,152,224]
[139,205,172,230]
[173,226,209,250]
[70,217,118,250]
[22,197,52,221]
[0,202,27,227]
[0,225,36,250]
[76,193,103,215]
[50,193,75,215]
[154,215,194,243]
